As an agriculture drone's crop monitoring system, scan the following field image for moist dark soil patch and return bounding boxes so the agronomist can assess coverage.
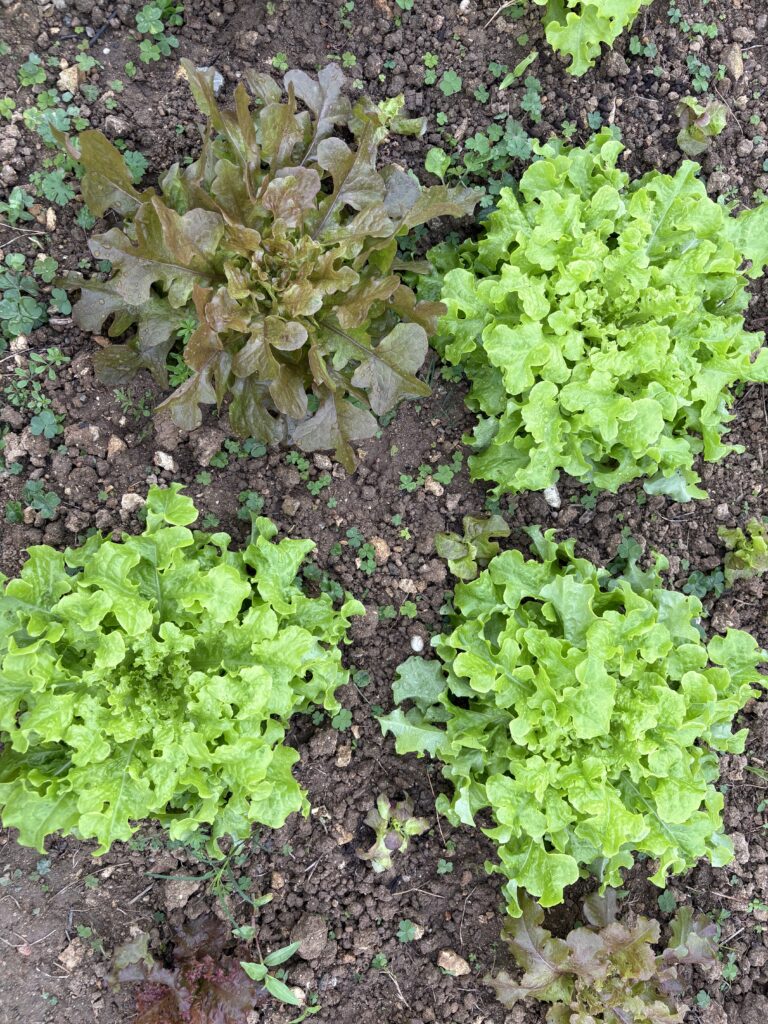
[1,1,767,1022]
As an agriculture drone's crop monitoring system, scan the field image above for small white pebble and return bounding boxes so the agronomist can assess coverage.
[543,484,561,510]
[459,0,471,10]
[410,636,425,653]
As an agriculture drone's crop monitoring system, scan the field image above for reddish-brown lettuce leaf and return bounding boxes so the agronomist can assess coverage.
[59,62,478,469]
[485,892,717,1023]
[111,914,267,1024]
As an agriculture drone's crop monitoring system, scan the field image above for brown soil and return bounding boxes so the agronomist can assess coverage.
[1,1,767,1023]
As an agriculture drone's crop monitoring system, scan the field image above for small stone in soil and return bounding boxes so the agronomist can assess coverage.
[437,949,470,976]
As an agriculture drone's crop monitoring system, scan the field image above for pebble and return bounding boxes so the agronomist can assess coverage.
[290,914,328,961]
[120,492,145,514]
[398,577,419,594]
[733,26,755,43]
[104,114,131,136]
[64,423,105,457]
[370,536,390,564]
[410,635,425,653]
[57,940,86,971]
[2,432,26,463]
[282,496,301,516]
[335,745,352,768]
[164,878,201,911]
[0,405,25,430]
[731,831,750,865]
[707,170,731,196]
[189,426,226,466]
[543,484,561,509]
[57,65,82,94]
[65,509,91,533]
[106,435,127,458]
[437,950,470,976]
[423,476,444,497]
[0,137,18,161]
[153,450,177,473]
[715,502,730,521]
[721,43,744,81]
[602,50,629,77]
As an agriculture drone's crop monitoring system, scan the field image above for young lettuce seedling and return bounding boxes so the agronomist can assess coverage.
[358,794,429,872]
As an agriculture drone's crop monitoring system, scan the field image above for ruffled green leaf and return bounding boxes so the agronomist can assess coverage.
[719,518,768,586]
[0,487,362,856]
[427,131,768,500]
[532,0,654,77]
[384,529,766,916]
[435,514,510,581]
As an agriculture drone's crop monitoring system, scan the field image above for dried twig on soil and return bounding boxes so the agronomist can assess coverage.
[382,968,410,1008]
[459,886,478,947]
[484,1,516,29]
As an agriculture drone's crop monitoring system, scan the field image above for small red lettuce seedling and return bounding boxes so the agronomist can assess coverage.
[112,914,268,1024]
[486,890,718,1023]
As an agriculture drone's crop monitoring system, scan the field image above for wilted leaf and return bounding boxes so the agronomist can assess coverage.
[350,322,429,415]
[292,390,377,470]
[58,275,186,384]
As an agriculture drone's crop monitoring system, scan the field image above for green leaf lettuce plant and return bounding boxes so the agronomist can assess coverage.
[676,96,727,158]
[720,517,768,587]
[0,485,363,855]
[58,62,477,469]
[426,131,768,501]
[380,527,766,916]
[529,0,654,76]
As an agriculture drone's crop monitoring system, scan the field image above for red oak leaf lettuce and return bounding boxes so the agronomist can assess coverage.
[486,891,718,1023]
[59,62,477,469]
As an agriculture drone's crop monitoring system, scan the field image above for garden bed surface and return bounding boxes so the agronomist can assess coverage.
[0,1,767,1022]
